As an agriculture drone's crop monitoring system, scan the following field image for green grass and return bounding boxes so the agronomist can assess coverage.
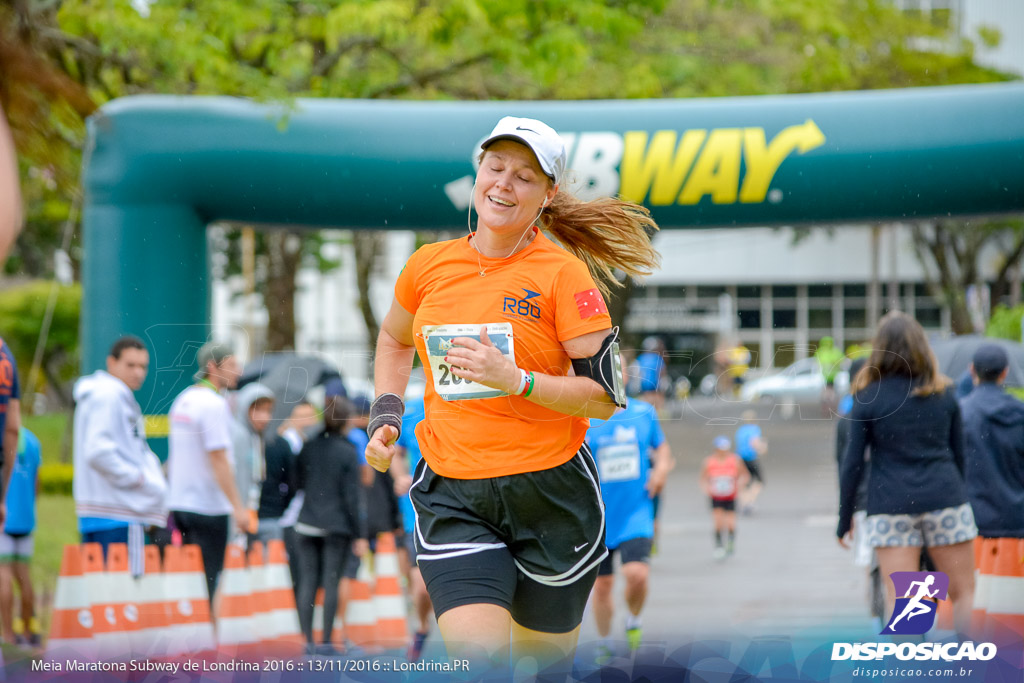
[22,412,70,464]
[32,494,78,607]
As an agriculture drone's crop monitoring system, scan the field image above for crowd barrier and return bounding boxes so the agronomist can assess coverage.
[46,533,410,660]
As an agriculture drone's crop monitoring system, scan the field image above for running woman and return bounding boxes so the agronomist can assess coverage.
[585,383,673,656]
[364,116,660,671]
[700,437,750,560]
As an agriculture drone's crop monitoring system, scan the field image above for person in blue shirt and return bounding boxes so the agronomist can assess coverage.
[585,390,673,656]
[734,410,768,514]
[392,395,432,662]
[0,427,40,646]
[634,337,667,413]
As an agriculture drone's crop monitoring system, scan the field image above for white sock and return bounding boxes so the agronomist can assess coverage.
[626,615,642,630]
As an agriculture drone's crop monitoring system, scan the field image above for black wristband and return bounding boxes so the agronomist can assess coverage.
[368,393,404,441]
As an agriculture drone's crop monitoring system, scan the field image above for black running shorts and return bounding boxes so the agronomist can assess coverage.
[597,536,653,576]
[410,444,607,633]
[745,459,764,483]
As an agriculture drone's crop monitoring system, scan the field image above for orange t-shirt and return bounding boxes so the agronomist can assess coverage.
[394,230,612,479]
[704,453,742,501]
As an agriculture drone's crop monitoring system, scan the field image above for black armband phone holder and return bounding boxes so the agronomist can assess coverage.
[571,327,627,408]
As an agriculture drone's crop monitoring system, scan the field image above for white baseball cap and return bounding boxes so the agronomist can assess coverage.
[481,116,567,185]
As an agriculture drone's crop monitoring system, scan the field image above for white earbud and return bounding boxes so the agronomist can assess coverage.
[542,198,550,208]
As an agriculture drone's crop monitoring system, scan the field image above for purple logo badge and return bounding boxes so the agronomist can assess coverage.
[883,571,949,635]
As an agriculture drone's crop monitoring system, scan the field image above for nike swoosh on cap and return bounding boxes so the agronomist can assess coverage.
[516,126,537,134]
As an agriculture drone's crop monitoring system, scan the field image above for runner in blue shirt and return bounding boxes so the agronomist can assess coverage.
[634,337,667,412]
[393,395,432,661]
[585,392,673,657]
[0,427,40,646]
[734,409,767,514]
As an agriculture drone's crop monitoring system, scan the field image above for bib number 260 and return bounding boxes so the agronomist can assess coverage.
[422,322,516,401]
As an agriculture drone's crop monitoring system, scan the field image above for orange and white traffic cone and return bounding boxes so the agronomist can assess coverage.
[972,537,999,637]
[345,552,378,649]
[986,537,1024,642]
[162,544,216,656]
[82,542,131,662]
[217,543,259,658]
[45,545,94,661]
[246,542,276,648]
[371,533,409,650]
[91,543,142,660]
[132,545,171,658]
[263,539,303,655]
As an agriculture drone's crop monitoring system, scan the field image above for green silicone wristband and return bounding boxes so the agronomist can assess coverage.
[524,371,536,397]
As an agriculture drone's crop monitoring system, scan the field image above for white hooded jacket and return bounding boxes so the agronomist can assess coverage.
[72,370,168,526]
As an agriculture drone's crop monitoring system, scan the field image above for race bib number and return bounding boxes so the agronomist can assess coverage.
[711,475,736,498]
[423,323,515,401]
[596,443,642,483]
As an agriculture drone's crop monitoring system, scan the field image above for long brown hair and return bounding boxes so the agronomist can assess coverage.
[850,311,950,396]
[541,188,661,299]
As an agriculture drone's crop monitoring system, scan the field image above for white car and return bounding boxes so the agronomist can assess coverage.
[739,357,849,404]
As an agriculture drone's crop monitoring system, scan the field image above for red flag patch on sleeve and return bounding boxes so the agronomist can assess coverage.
[574,288,608,319]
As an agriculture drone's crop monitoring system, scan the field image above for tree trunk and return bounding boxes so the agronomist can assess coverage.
[947,292,973,335]
[264,230,302,351]
[911,222,979,335]
[991,231,1024,308]
[353,231,383,354]
[41,350,72,409]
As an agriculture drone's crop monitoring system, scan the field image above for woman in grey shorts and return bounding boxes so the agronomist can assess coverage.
[837,311,976,635]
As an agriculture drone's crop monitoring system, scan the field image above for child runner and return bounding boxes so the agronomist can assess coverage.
[699,436,749,560]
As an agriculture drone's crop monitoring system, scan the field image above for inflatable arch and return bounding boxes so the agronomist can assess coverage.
[82,83,1024,421]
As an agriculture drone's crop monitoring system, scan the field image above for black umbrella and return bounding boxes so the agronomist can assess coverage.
[928,335,1024,387]
[238,352,342,423]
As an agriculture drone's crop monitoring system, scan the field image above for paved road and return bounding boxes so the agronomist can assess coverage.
[578,398,878,645]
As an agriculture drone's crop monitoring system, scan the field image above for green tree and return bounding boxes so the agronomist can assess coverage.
[911,218,1024,334]
[987,303,1024,342]
[0,281,81,407]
